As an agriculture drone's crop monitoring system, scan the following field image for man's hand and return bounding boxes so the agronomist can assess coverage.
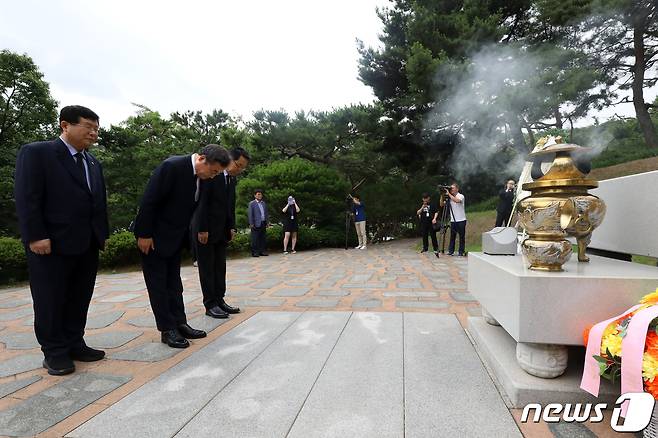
[137,237,155,255]
[229,229,236,241]
[29,239,51,255]
[197,232,209,245]
[432,218,437,224]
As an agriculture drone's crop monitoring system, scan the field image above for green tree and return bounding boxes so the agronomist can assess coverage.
[234,158,350,231]
[0,50,58,236]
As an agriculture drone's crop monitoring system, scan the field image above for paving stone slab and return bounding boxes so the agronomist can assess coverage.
[0,373,130,437]
[0,307,33,322]
[395,300,450,309]
[69,312,301,438]
[236,298,286,307]
[449,291,477,302]
[226,279,254,286]
[317,281,339,288]
[0,330,39,349]
[0,354,43,378]
[86,311,125,329]
[176,312,351,438]
[109,342,182,362]
[126,314,157,328]
[466,306,482,316]
[186,315,228,333]
[348,274,372,283]
[0,297,32,309]
[404,313,520,437]
[317,290,350,297]
[226,290,264,298]
[125,300,150,309]
[272,287,311,297]
[382,291,438,298]
[396,282,424,289]
[288,312,404,438]
[0,375,41,399]
[351,298,383,308]
[251,280,282,289]
[87,303,114,314]
[284,268,311,274]
[379,275,397,281]
[284,281,313,287]
[86,331,143,349]
[105,283,146,292]
[100,293,142,303]
[295,298,340,308]
[341,283,386,289]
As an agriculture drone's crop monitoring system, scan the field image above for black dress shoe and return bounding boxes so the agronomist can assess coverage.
[43,356,75,376]
[161,329,190,348]
[420,249,428,253]
[178,323,207,339]
[205,306,229,319]
[70,345,105,362]
[252,253,260,257]
[259,252,269,256]
[218,298,241,314]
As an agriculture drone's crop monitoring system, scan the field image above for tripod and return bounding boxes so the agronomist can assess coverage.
[344,208,353,250]
[437,193,455,253]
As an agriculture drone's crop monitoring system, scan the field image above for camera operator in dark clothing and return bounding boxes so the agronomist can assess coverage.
[495,179,516,227]
[416,193,439,257]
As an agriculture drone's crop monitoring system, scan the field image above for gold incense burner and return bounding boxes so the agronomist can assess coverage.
[517,138,606,271]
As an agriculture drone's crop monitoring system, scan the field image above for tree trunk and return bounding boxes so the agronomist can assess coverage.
[632,7,658,148]
[507,114,528,153]
[554,108,563,130]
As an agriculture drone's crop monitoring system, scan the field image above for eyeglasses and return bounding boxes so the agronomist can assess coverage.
[72,123,100,133]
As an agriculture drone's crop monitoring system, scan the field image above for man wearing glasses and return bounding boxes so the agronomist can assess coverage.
[15,105,109,375]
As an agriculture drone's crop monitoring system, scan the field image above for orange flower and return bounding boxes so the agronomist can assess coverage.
[647,332,658,356]
[583,324,593,346]
[646,377,658,400]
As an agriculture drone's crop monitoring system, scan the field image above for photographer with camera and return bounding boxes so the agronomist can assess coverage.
[440,183,467,256]
[417,193,439,257]
[495,179,516,227]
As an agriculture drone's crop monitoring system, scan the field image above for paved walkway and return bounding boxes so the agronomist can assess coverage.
[0,240,620,437]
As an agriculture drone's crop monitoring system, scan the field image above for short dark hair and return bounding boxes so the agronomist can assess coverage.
[59,105,99,125]
[254,189,263,195]
[422,192,430,198]
[451,182,460,190]
[199,144,230,166]
[230,147,251,162]
[352,194,360,200]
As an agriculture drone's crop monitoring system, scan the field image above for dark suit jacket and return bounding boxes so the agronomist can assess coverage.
[14,138,109,255]
[133,155,198,257]
[497,189,515,214]
[191,174,236,244]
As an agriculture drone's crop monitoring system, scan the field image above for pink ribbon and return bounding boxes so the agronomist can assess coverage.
[581,305,642,396]
[620,305,658,416]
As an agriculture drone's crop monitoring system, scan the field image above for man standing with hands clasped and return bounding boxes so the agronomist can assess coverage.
[248,189,269,257]
[495,179,516,227]
[417,192,439,257]
[133,144,229,348]
[15,105,109,375]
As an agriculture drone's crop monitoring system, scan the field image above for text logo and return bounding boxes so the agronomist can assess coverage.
[521,393,654,432]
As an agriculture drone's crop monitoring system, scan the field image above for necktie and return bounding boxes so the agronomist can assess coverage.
[194,177,200,202]
[74,152,90,190]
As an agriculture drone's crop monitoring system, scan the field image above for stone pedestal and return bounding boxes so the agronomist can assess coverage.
[468,251,658,387]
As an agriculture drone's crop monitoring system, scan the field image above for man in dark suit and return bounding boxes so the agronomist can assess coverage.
[14,105,109,376]
[192,147,250,318]
[134,144,230,348]
[495,179,516,227]
[248,189,269,257]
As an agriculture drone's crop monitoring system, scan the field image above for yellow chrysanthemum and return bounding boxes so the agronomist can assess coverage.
[602,333,623,357]
[640,289,658,306]
[643,353,658,382]
[602,322,618,339]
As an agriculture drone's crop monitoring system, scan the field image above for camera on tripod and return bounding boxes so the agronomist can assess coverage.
[437,184,451,191]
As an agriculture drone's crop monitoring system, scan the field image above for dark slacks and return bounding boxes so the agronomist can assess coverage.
[420,223,438,251]
[196,240,228,309]
[141,250,187,331]
[250,225,267,255]
[448,220,467,255]
[495,210,513,227]
[27,244,99,358]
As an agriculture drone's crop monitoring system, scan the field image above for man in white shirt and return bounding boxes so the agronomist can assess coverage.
[441,183,467,256]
